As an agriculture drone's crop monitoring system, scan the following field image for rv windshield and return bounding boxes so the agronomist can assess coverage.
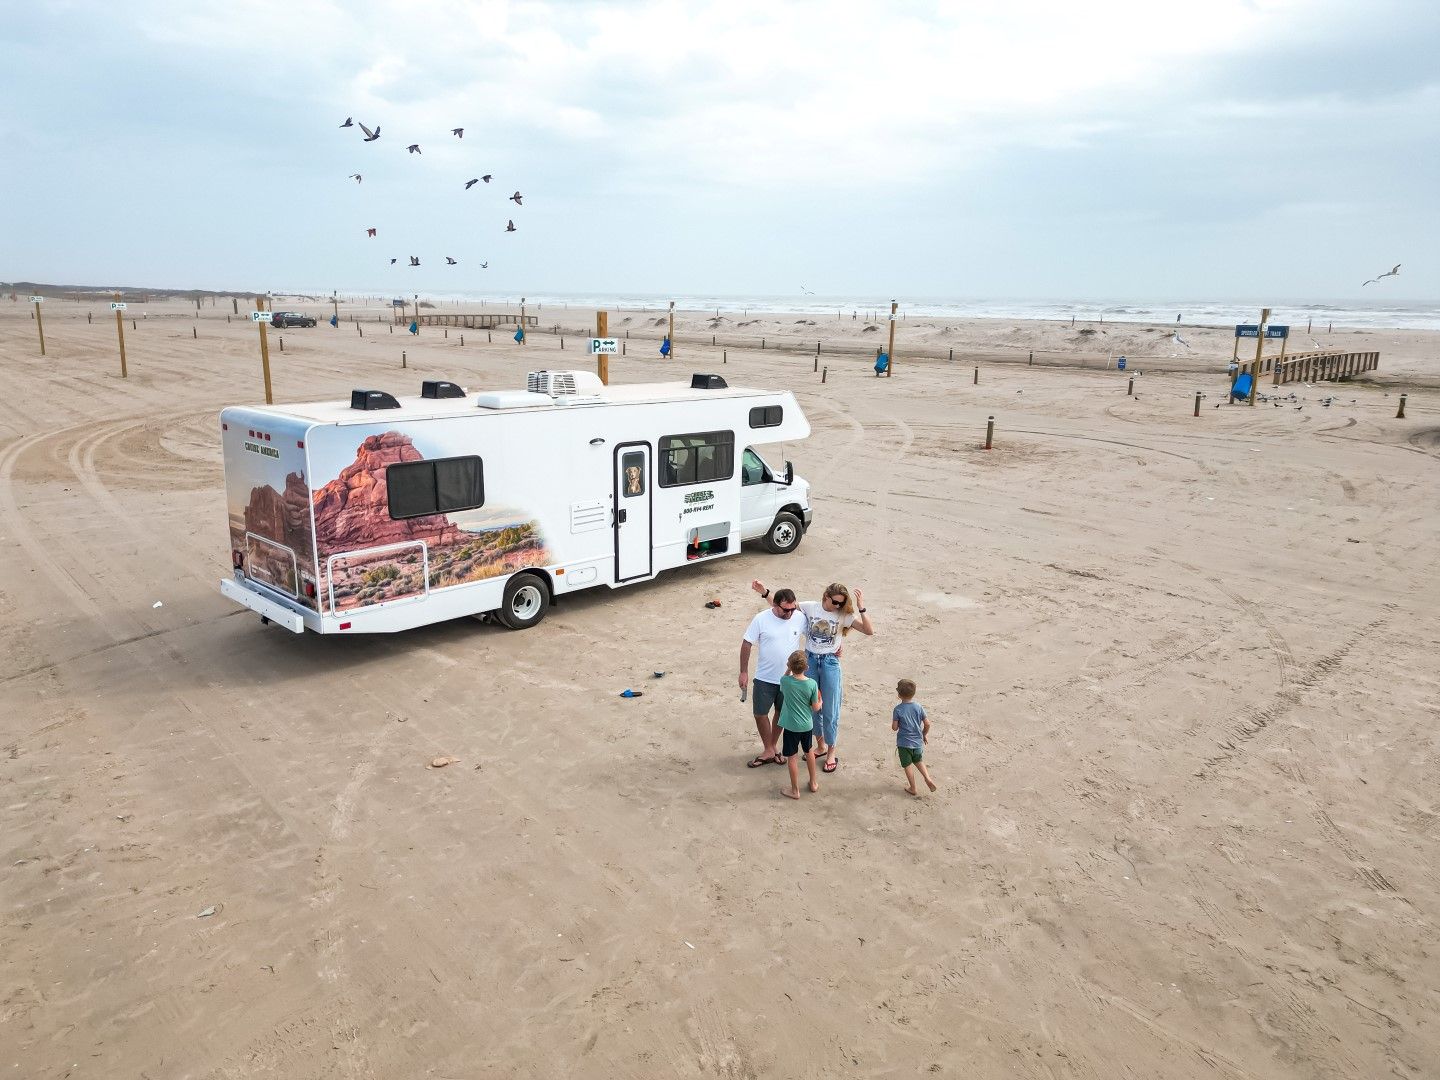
[741,447,771,486]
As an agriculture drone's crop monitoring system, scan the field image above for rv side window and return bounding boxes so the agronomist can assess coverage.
[659,431,734,487]
[748,405,782,428]
[387,456,485,519]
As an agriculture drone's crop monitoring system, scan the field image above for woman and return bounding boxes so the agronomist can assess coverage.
[751,578,874,772]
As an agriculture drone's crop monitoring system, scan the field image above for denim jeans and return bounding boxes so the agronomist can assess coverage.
[807,651,842,749]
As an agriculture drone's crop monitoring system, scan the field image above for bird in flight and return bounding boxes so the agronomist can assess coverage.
[390,258,398,265]
[366,228,377,237]
[1172,330,1190,349]
[446,257,457,265]
[505,220,516,232]
[1362,263,1401,286]
[800,285,815,294]
[407,144,422,154]
[480,262,488,269]
[452,127,464,138]
[359,122,380,142]
[340,117,353,128]
[348,173,362,183]
[509,191,523,205]
[481,174,492,184]
[465,178,480,190]
[409,256,420,267]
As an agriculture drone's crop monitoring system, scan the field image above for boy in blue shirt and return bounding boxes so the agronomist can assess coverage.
[777,651,823,800]
[892,679,937,796]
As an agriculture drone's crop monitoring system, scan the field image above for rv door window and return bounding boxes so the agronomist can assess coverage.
[748,405,783,428]
[387,455,485,519]
[621,451,646,497]
[659,431,734,487]
[741,448,767,486]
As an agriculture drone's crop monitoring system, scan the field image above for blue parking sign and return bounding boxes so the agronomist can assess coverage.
[1117,357,1127,370]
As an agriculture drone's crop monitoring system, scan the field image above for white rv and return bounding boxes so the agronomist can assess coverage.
[219,370,812,634]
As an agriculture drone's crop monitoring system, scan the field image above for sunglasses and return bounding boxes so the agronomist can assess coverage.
[778,604,798,613]
[827,595,846,605]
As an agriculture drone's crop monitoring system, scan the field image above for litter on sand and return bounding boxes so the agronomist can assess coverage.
[652,671,666,679]
[152,601,163,608]
[704,600,722,609]
[197,906,218,918]
[428,756,459,768]
[620,689,644,698]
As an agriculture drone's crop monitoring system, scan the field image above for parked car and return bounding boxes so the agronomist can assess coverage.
[271,311,316,328]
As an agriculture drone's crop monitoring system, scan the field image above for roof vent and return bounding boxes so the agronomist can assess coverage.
[528,370,604,396]
[350,389,401,411]
[421,380,466,399]
[691,373,728,390]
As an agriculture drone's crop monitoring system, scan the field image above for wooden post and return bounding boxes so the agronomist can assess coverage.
[822,366,827,384]
[885,299,897,378]
[520,297,527,344]
[1248,307,1269,406]
[255,297,272,403]
[984,416,994,450]
[192,326,197,339]
[668,300,675,360]
[596,311,610,384]
[115,293,129,379]
[403,351,407,368]
[332,291,340,324]
[1194,391,1202,417]
[1127,377,1134,396]
[1273,331,1288,385]
[1396,394,1407,419]
[232,298,238,315]
[973,366,978,385]
[33,297,45,356]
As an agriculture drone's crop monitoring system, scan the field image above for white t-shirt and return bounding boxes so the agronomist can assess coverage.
[798,600,854,655]
[743,609,808,684]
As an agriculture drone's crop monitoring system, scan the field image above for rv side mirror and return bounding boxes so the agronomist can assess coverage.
[784,462,794,485]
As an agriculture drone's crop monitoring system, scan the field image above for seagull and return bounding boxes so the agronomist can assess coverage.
[800,285,815,295]
[509,191,523,205]
[407,144,421,154]
[409,256,420,267]
[366,228,376,237]
[452,127,464,138]
[480,262,488,269]
[1172,331,1190,349]
[446,257,457,265]
[1362,263,1401,286]
[340,117,353,128]
[359,122,380,142]
[390,258,397,265]
[505,220,516,232]
[348,173,362,183]
[465,178,480,189]
[481,174,492,183]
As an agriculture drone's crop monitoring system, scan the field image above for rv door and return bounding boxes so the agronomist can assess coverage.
[614,443,653,581]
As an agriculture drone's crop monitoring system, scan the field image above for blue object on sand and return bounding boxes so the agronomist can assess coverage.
[1232,372,1253,400]
[874,352,889,375]
[620,689,644,698]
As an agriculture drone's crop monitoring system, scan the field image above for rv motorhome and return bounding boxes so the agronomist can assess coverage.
[219,370,812,634]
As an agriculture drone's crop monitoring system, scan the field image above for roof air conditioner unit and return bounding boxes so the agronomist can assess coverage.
[527,370,604,396]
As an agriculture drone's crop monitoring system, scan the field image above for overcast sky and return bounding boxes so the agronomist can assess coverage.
[1,0,1435,302]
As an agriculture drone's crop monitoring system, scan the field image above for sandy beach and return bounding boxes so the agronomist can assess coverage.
[3,292,1438,1079]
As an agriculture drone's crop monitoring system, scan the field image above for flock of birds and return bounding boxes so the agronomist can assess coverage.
[339,117,523,269]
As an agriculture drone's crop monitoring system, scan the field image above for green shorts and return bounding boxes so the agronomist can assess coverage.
[898,746,923,767]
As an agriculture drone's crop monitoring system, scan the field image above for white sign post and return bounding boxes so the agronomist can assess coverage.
[29,295,44,303]
[588,337,619,354]
[110,301,127,311]
[251,311,274,323]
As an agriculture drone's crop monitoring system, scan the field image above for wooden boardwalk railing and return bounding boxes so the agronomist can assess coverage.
[398,312,539,329]
[1271,350,1379,385]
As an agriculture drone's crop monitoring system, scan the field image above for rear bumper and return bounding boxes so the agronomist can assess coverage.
[219,577,307,633]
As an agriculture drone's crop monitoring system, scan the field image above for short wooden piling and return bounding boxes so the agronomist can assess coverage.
[813,356,818,373]
[87,311,92,325]
[973,367,979,385]
[822,366,828,384]
[402,351,407,368]
[984,416,994,450]
[193,326,197,339]
[1397,394,1407,419]
[1127,377,1134,396]
[1194,392,1202,417]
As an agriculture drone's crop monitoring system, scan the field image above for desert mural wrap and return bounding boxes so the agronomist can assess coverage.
[317,431,549,612]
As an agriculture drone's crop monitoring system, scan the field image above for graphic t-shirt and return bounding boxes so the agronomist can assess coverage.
[893,702,927,748]
[798,600,855,655]
[743,609,807,683]
[777,674,819,731]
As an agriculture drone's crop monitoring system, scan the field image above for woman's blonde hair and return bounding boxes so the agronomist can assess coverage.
[826,583,857,635]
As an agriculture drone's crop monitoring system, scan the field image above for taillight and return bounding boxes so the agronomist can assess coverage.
[232,550,244,568]
[303,579,317,598]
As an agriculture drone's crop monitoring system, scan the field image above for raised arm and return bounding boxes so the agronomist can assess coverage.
[850,587,875,636]
[751,579,770,604]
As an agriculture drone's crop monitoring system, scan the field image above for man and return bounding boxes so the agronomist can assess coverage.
[739,588,807,768]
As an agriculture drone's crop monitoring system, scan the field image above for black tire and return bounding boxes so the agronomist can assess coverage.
[497,572,550,630]
[763,511,804,555]
[273,318,287,328]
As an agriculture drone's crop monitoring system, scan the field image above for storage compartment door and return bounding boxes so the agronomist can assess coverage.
[614,443,652,582]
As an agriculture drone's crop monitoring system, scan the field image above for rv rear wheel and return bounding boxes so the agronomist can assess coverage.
[498,572,550,630]
[764,511,803,555]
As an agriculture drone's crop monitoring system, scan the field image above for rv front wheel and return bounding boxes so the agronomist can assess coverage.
[498,572,550,630]
[764,511,803,555]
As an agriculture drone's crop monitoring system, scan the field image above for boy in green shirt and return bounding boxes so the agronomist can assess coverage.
[777,650,823,800]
